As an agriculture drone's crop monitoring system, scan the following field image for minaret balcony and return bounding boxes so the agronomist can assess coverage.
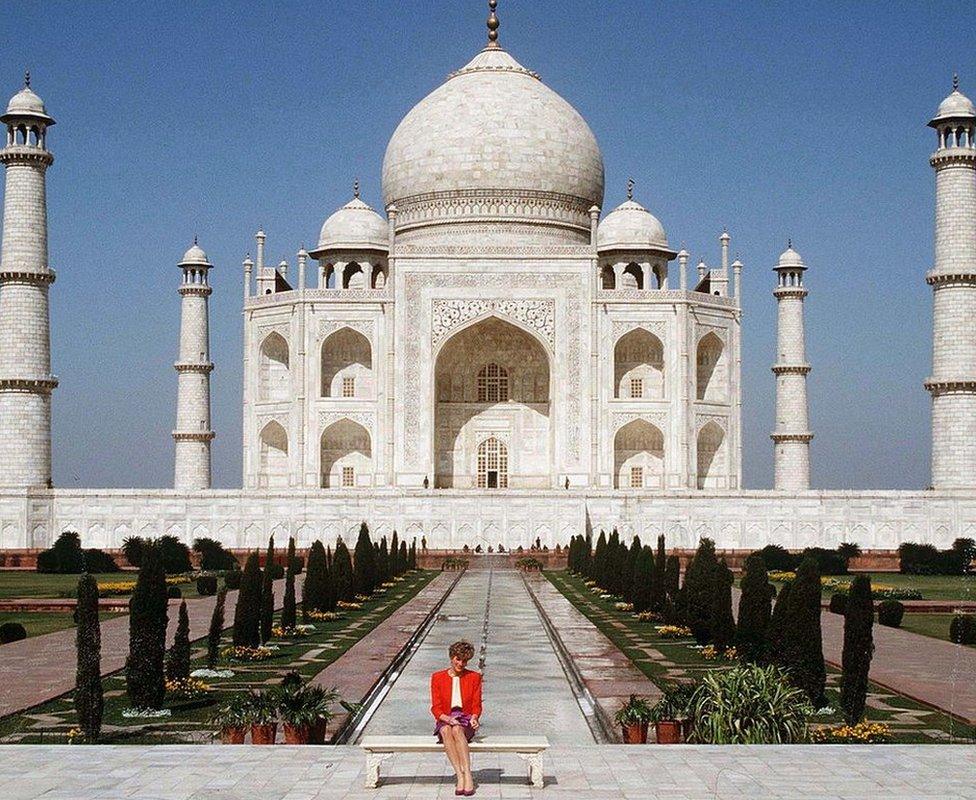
[0,145,53,167]
[173,361,214,374]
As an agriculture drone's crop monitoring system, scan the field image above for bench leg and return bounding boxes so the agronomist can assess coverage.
[517,752,544,788]
[364,752,393,789]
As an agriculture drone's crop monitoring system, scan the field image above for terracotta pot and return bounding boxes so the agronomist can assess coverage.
[620,721,649,744]
[220,726,246,744]
[250,723,277,744]
[309,717,328,745]
[283,723,311,744]
[654,720,683,744]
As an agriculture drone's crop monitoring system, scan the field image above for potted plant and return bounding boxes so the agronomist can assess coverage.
[308,686,340,744]
[650,683,697,744]
[613,694,653,743]
[247,690,278,744]
[277,673,340,745]
[210,693,250,744]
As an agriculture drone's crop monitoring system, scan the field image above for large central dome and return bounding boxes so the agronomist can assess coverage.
[382,46,605,244]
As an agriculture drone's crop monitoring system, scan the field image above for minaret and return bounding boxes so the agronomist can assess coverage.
[771,243,813,490]
[925,76,976,489]
[173,240,214,490]
[0,74,57,488]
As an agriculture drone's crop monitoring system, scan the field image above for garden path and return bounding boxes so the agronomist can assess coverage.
[361,562,594,744]
[0,578,296,718]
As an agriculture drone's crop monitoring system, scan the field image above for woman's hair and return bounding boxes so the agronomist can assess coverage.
[449,640,475,661]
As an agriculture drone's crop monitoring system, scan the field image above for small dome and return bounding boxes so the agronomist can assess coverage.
[1,77,54,124]
[934,89,976,121]
[777,245,804,268]
[597,199,668,252]
[315,196,388,253]
[180,242,210,265]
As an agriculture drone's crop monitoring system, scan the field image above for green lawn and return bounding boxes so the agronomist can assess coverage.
[850,573,976,601]
[0,571,206,600]
[0,611,124,639]
[546,569,976,744]
[899,612,976,647]
[0,570,436,744]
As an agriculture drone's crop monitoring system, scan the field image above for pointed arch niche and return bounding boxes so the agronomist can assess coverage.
[320,418,371,488]
[614,419,664,489]
[433,316,551,489]
[259,332,290,402]
[258,421,289,488]
[696,421,726,489]
[321,327,372,398]
[614,328,664,399]
[696,332,726,402]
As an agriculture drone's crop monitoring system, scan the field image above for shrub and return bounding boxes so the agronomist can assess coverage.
[192,537,238,571]
[840,575,874,724]
[281,536,297,630]
[302,540,330,620]
[649,682,697,721]
[837,542,862,564]
[167,586,182,599]
[828,593,848,615]
[899,542,967,575]
[207,588,227,669]
[224,570,242,590]
[736,552,772,663]
[683,538,719,645]
[624,535,642,604]
[630,546,655,613]
[165,601,191,681]
[75,573,102,740]
[710,561,736,652]
[196,575,218,596]
[36,531,85,574]
[125,542,168,709]
[157,535,192,575]
[260,536,276,644]
[83,549,120,573]
[121,536,145,568]
[801,547,848,576]
[353,522,377,597]
[332,538,355,602]
[0,621,27,644]
[949,614,976,645]
[690,664,812,743]
[771,557,826,707]
[877,600,904,628]
[232,551,262,648]
[756,544,797,572]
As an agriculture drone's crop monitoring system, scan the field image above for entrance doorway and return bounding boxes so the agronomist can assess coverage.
[477,436,508,489]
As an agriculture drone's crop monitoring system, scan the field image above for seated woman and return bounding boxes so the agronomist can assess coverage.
[430,640,482,796]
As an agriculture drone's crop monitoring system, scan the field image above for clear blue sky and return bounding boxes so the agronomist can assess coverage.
[1,1,972,490]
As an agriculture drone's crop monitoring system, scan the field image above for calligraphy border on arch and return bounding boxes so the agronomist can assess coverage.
[431,298,555,350]
[403,272,584,464]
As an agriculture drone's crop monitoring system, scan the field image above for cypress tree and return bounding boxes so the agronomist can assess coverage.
[683,538,719,644]
[390,531,400,575]
[664,554,680,601]
[841,575,874,724]
[166,600,191,680]
[625,535,642,603]
[125,541,168,709]
[325,545,336,609]
[260,535,275,644]
[409,539,417,570]
[302,541,328,618]
[631,546,655,612]
[778,557,827,707]
[583,531,593,579]
[232,551,262,647]
[75,572,102,741]
[281,536,297,629]
[378,536,390,585]
[333,538,355,602]
[593,530,607,588]
[710,561,736,652]
[353,522,376,596]
[400,540,409,574]
[766,579,792,660]
[207,587,227,668]
[736,552,772,663]
[651,534,667,612]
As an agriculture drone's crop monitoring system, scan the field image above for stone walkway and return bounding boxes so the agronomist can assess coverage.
[362,565,594,745]
[0,578,294,717]
[3,744,974,799]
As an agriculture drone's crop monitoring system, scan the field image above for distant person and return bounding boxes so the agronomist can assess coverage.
[430,640,482,796]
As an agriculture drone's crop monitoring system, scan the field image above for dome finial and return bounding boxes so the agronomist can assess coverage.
[193,234,198,246]
[953,73,960,92]
[486,0,500,48]
[788,237,792,248]
[23,69,30,89]
[626,177,634,201]
[353,178,360,199]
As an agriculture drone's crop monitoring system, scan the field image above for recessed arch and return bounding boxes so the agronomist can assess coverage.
[621,262,643,290]
[320,418,371,488]
[259,332,290,402]
[614,328,664,399]
[614,419,664,489]
[343,262,365,289]
[696,332,726,402]
[696,421,726,489]
[433,315,551,488]
[321,327,372,397]
[259,420,289,488]
[476,436,508,489]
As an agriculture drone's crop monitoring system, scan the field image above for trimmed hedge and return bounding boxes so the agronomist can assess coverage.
[950,614,976,645]
[0,622,27,644]
[828,593,848,615]
[167,586,183,599]
[196,575,218,596]
[898,542,968,575]
[877,600,904,628]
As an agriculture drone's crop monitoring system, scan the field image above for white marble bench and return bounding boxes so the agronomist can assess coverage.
[359,734,550,789]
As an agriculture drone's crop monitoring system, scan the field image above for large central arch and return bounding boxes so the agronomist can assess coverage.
[433,316,551,488]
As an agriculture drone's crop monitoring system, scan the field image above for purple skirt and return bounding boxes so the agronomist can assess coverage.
[434,707,476,743]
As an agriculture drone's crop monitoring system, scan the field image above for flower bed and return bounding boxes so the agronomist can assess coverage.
[633,610,662,623]
[336,600,363,610]
[701,645,738,661]
[165,677,212,700]
[654,625,692,639]
[767,571,923,600]
[271,624,315,639]
[93,575,190,598]
[811,721,891,743]
[221,645,277,663]
[306,610,344,622]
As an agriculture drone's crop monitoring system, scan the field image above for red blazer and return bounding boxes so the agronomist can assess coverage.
[430,668,483,720]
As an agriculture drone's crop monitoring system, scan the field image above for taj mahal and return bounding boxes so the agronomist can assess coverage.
[2,6,976,554]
